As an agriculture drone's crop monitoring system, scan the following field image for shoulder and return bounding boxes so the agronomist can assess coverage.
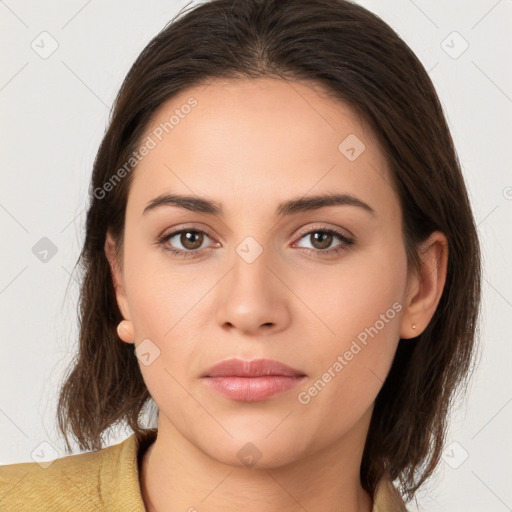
[0,446,111,510]
[372,476,409,512]
[0,429,156,512]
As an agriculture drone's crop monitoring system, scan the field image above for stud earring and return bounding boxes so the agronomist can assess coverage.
[412,324,417,329]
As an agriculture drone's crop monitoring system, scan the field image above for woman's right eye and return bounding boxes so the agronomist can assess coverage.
[158,228,216,258]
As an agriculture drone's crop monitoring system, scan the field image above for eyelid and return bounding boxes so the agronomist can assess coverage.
[293,223,354,241]
[159,223,215,240]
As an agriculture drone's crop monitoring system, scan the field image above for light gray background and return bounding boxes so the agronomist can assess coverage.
[1,1,511,510]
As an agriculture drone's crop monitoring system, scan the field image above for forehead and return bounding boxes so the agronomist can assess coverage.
[127,77,398,222]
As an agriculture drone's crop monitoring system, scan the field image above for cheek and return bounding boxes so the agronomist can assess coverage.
[299,238,407,347]
[121,241,212,398]
[292,241,407,395]
[122,231,207,338]
[123,259,206,423]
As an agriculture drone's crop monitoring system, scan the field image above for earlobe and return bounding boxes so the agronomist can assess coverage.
[400,231,449,339]
[117,319,136,344]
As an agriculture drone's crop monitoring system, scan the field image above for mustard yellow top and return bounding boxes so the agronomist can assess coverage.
[0,429,407,511]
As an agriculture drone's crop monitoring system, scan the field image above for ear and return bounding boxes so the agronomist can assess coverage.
[400,231,448,339]
[105,231,134,343]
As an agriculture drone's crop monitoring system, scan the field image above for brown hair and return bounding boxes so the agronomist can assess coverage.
[57,0,481,503]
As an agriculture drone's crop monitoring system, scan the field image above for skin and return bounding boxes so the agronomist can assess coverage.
[105,77,448,512]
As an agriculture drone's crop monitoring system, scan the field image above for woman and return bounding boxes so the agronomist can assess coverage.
[0,0,481,510]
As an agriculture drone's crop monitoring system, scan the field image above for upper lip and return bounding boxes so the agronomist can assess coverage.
[202,358,306,378]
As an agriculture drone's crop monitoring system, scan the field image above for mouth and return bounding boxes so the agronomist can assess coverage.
[201,358,307,402]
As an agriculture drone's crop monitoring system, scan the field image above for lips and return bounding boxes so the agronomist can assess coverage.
[202,358,306,378]
[201,358,307,402]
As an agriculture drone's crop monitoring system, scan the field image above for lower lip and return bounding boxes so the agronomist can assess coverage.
[203,375,306,402]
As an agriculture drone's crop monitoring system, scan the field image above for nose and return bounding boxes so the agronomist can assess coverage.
[215,244,291,336]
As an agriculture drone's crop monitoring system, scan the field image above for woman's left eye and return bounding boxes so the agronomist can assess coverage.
[293,228,354,256]
[158,227,354,258]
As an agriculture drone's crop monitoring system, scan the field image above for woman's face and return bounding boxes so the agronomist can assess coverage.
[109,77,415,467]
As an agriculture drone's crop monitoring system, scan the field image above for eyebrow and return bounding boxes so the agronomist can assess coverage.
[142,192,376,217]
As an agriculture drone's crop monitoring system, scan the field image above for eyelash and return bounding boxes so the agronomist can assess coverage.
[157,226,354,259]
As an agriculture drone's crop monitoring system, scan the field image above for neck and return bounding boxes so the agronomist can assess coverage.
[139,412,373,512]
